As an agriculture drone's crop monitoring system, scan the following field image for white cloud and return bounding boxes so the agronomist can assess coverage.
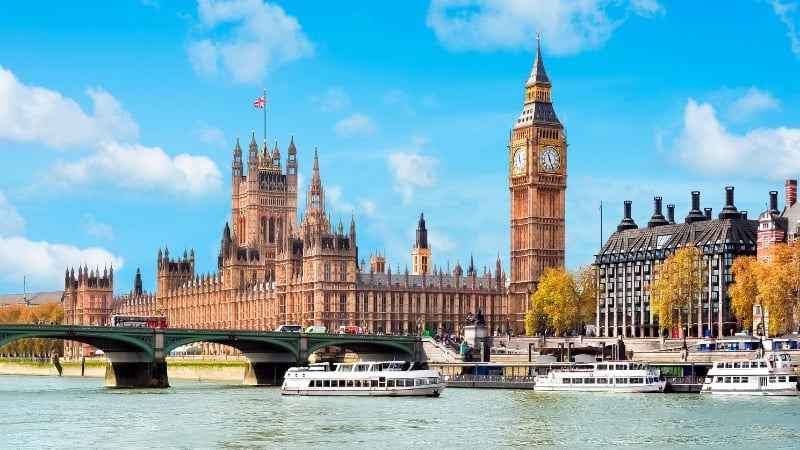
[671,98,800,178]
[49,142,222,197]
[0,66,139,149]
[333,113,376,138]
[0,236,123,292]
[728,87,780,123]
[80,215,114,241]
[193,120,226,146]
[318,87,351,112]
[388,152,438,203]
[426,0,664,54]
[768,0,800,57]
[189,0,314,84]
[0,193,25,236]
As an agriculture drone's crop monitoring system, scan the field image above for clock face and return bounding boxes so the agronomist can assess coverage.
[513,147,526,173]
[540,146,560,172]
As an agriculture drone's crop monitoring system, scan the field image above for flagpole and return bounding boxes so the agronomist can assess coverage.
[262,88,267,144]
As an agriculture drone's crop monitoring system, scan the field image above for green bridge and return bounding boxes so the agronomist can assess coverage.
[0,325,425,388]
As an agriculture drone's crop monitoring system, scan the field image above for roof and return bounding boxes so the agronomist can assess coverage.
[0,291,64,306]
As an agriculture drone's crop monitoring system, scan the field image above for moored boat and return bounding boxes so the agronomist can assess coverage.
[534,360,666,393]
[281,360,445,397]
[700,352,799,396]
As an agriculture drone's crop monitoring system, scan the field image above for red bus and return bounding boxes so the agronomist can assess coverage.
[110,314,168,328]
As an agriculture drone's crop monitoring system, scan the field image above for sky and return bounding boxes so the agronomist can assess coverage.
[1,0,800,296]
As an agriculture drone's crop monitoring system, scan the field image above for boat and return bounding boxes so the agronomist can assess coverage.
[281,360,445,397]
[699,352,799,396]
[534,360,666,392]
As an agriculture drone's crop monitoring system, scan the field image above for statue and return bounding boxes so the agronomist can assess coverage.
[465,311,474,325]
[475,309,486,326]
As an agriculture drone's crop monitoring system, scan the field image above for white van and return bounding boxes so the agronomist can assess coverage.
[274,324,303,332]
[305,326,327,333]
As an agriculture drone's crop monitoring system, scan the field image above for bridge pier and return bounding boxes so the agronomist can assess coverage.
[242,352,299,386]
[104,358,169,388]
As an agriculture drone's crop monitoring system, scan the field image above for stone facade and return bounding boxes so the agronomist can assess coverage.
[63,44,570,342]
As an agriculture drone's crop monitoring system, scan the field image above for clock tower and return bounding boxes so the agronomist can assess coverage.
[509,35,567,326]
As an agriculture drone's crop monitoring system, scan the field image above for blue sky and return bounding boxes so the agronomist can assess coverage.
[1,0,800,295]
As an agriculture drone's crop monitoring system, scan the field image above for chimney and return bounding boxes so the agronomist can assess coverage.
[740,210,748,220]
[704,207,712,220]
[667,204,676,224]
[787,180,797,208]
[648,196,669,228]
[617,200,638,232]
[718,186,740,219]
[685,191,706,224]
[769,191,780,215]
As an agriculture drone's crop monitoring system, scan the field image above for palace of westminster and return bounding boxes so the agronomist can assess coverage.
[57,40,800,352]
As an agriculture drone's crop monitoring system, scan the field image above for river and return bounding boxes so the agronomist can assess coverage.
[2,374,800,449]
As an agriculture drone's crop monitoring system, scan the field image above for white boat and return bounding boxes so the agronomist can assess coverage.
[700,352,799,396]
[534,360,666,393]
[281,360,445,397]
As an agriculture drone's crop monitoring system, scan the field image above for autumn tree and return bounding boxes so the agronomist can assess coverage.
[524,266,596,336]
[649,247,707,337]
[728,255,761,331]
[0,301,65,357]
[758,241,800,336]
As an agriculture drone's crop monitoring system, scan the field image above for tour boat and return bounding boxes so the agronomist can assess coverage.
[534,360,666,393]
[281,360,445,397]
[700,352,799,396]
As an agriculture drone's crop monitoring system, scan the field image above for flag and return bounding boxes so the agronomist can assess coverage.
[253,96,265,108]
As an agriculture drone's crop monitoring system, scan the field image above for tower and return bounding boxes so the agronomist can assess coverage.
[508,34,567,323]
[412,213,431,276]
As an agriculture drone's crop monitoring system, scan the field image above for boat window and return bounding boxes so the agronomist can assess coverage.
[596,378,608,384]
[615,364,626,370]
[740,376,748,383]
[769,376,777,383]
[617,377,628,384]
[724,362,732,368]
[790,376,798,383]
[733,362,741,369]
[597,364,606,371]
[585,378,595,384]
[778,376,787,382]
[573,378,583,384]
[724,377,731,383]
[630,377,643,384]
[715,376,723,383]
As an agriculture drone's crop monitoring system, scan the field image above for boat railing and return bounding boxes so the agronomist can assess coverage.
[446,374,536,383]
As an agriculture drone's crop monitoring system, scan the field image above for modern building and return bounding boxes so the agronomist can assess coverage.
[594,187,759,338]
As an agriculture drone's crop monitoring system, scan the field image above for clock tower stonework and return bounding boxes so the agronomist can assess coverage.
[509,36,567,327]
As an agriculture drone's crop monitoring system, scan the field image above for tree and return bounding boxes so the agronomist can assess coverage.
[758,240,800,336]
[728,255,761,332]
[0,301,65,357]
[524,266,596,336]
[649,247,707,337]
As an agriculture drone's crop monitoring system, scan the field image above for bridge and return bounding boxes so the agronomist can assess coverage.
[0,325,425,388]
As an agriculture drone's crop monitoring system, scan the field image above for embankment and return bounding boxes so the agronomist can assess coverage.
[0,359,247,382]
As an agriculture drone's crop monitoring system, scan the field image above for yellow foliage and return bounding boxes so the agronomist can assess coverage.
[529,266,596,335]
[649,247,706,335]
[728,256,761,331]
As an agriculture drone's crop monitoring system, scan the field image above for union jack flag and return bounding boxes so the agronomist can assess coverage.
[253,96,265,108]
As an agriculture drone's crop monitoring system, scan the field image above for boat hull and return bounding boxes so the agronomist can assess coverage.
[280,385,444,397]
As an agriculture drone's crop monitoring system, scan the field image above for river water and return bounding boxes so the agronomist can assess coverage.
[2,374,800,449]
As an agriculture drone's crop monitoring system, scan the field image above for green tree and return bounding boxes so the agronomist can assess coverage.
[649,247,707,337]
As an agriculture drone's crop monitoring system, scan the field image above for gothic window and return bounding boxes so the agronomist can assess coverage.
[340,262,347,281]
[323,293,330,311]
[260,217,267,242]
[269,218,275,243]
[381,295,387,313]
[324,264,331,281]
[339,294,346,313]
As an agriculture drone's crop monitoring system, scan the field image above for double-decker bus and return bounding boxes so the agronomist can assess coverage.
[110,314,168,328]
